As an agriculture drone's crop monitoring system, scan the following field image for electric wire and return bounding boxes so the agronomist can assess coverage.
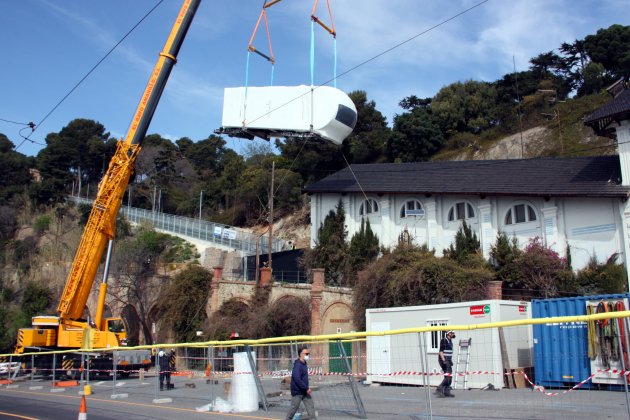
[0,118,43,145]
[13,0,164,152]
[341,151,370,203]
[245,0,489,128]
[10,1,617,191]
[259,0,489,197]
[0,118,32,126]
[18,126,45,146]
[273,136,312,198]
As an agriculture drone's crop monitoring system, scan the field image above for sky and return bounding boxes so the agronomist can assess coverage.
[0,0,626,157]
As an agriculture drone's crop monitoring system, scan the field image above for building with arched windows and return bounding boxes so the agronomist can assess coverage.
[305,155,630,273]
[305,83,630,285]
[305,82,630,286]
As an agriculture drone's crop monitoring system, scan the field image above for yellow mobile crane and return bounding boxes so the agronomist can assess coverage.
[15,0,201,374]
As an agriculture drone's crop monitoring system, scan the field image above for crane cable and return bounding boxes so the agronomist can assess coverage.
[310,0,336,87]
[246,0,278,89]
[243,0,280,127]
[270,0,487,205]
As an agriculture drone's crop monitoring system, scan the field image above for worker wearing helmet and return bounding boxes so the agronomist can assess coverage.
[158,350,172,391]
[436,330,456,397]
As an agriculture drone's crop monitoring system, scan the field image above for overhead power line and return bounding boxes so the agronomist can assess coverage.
[14,0,165,152]
[0,118,33,127]
[246,0,489,127]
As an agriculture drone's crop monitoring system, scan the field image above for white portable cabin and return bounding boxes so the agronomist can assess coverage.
[366,300,533,389]
[219,85,357,145]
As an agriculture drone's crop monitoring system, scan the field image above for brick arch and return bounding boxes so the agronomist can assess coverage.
[321,301,354,335]
[230,296,251,307]
[122,304,142,346]
[270,293,303,306]
[217,297,251,312]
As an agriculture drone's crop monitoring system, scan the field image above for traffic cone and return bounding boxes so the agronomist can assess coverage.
[78,395,87,420]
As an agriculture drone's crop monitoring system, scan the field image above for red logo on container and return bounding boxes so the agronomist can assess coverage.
[470,305,486,316]
[519,305,527,313]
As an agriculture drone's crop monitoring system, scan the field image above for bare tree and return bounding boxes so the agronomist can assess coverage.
[108,229,169,345]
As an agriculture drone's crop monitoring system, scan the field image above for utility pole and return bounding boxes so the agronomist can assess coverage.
[513,55,524,158]
[538,89,563,156]
[268,161,275,272]
[152,185,157,213]
[199,190,203,227]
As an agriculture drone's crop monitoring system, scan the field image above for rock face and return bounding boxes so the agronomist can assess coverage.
[449,127,549,161]
[252,206,311,250]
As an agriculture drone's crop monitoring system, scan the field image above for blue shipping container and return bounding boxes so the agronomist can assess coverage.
[532,293,630,388]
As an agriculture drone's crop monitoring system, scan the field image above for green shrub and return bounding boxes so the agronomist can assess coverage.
[576,254,627,295]
[34,215,51,234]
[353,244,493,329]
[157,265,212,342]
[500,237,574,298]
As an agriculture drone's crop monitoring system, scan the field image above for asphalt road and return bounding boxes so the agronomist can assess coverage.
[0,388,280,420]
[1,373,629,419]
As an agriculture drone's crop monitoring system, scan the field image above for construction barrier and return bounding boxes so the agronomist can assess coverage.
[1,311,629,419]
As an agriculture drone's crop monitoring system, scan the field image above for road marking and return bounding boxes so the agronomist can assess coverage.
[0,410,40,420]
[0,388,280,419]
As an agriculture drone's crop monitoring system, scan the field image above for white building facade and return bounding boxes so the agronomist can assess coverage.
[309,189,627,273]
[306,85,630,284]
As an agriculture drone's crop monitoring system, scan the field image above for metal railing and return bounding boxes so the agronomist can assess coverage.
[222,268,309,283]
[68,196,288,255]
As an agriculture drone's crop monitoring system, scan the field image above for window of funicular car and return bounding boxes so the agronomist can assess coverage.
[335,104,357,128]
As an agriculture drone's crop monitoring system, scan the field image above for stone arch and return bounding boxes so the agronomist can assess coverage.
[321,301,355,374]
[271,293,302,306]
[232,296,251,306]
[121,304,141,346]
[321,301,354,335]
[266,295,311,337]
[211,298,251,339]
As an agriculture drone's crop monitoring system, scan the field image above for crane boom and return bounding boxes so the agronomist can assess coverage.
[16,0,201,355]
[58,0,201,320]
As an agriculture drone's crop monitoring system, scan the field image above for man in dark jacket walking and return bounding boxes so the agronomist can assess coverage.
[286,346,316,419]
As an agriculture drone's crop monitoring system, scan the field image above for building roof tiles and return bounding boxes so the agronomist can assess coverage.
[304,156,630,199]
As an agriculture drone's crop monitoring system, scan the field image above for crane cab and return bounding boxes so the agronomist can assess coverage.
[105,317,128,346]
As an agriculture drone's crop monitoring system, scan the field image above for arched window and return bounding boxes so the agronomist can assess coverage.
[400,200,424,218]
[447,201,475,222]
[359,198,379,216]
[505,203,537,225]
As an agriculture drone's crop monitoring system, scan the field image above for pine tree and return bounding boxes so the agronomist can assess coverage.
[490,232,520,282]
[306,199,349,286]
[445,220,480,263]
[347,218,380,285]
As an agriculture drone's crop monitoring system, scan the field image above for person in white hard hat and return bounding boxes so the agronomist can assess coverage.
[436,330,456,397]
[158,350,172,391]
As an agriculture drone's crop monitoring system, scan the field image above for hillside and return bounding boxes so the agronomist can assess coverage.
[271,92,617,247]
[434,92,614,161]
